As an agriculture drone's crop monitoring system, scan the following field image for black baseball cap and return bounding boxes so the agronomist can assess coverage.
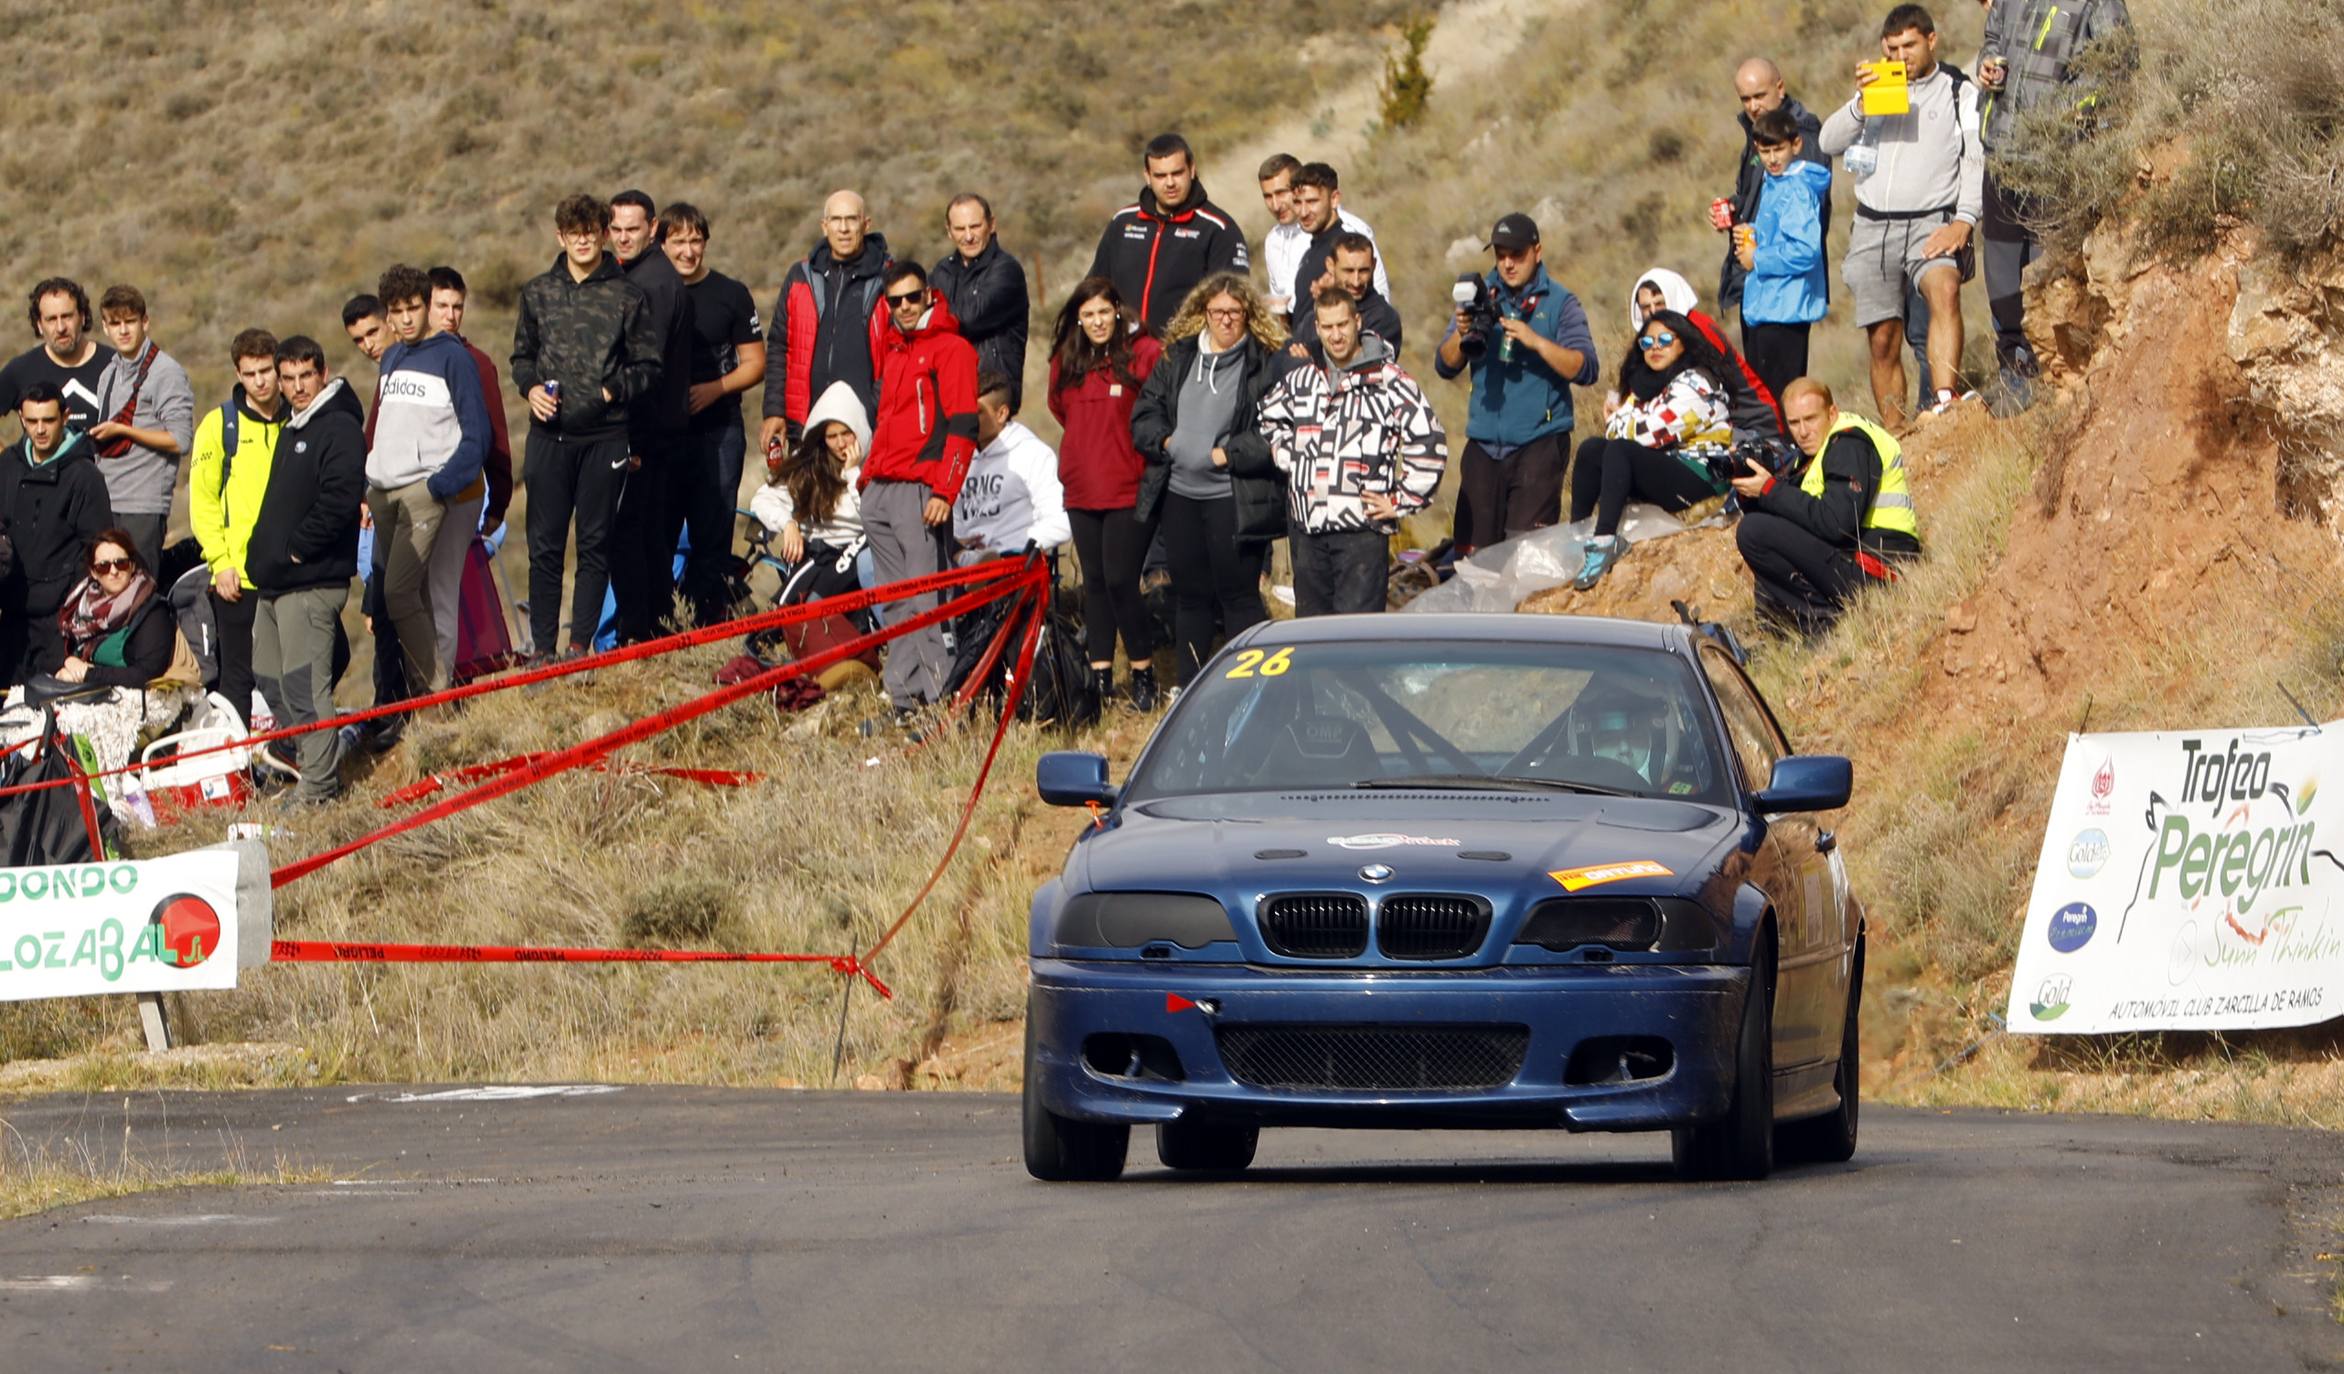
[1487,213,1540,251]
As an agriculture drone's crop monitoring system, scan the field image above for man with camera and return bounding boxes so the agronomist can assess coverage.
[1729,377,1920,636]
[1433,213,1598,553]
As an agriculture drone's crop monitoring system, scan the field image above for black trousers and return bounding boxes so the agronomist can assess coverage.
[1739,322,1811,408]
[1570,437,1720,539]
[1981,171,2039,371]
[1158,492,1265,686]
[523,428,630,654]
[1459,432,1570,550]
[213,584,259,725]
[669,425,742,628]
[609,436,680,644]
[1736,511,1871,634]
[1067,505,1157,667]
[1291,526,1388,616]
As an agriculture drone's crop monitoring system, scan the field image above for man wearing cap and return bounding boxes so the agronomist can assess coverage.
[1433,213,1599,553]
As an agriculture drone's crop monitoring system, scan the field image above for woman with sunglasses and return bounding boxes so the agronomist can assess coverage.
[0,528,202,818]
[1131,273,1290,690]
[1567,309,1736,591]
[1048,277,1163,710]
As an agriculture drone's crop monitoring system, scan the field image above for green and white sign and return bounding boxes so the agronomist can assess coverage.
[0,850,242,1001]
[2010,726,2344,1034]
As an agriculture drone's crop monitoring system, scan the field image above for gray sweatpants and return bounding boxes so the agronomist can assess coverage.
[428,486,486,685]
[368,478,448,693]
[255,582,350,801]
[862,479,954,710]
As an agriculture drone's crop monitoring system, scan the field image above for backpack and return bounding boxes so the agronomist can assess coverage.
[167,561,222,688]
[943,584,1100,731]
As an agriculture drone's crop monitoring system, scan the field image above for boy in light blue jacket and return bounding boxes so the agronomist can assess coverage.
[1737,107,1832,404]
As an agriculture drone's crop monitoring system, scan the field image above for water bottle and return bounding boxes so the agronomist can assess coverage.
[1845,121,1881,181]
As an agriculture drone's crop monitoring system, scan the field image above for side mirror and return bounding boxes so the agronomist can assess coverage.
[1752,755,1852,813]
[1038,751,1118,808]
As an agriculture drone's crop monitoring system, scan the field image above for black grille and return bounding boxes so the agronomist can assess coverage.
[1377,895,1491,960]
[1260,894,1368,958]
[1217,1025,1530,1092]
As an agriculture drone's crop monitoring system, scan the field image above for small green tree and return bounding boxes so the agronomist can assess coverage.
[1379,15,1435,130]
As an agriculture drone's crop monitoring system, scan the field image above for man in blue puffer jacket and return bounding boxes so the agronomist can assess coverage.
[1736,108,1834,406]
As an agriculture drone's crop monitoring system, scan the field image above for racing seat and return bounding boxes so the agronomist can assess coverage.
[1259,715,1381,788]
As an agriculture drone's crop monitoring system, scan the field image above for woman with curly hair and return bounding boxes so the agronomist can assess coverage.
[1130,273,1292,688]
[1047,277,1163,710]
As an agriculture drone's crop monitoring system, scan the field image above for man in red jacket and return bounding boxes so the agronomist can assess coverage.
[863,262,978,719]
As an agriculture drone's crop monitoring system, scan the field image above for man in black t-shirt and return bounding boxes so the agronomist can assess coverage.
[0,279,111,430]
[660,201,766,627]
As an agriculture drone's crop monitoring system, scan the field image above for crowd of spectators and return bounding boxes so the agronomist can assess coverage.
[0,2,2125,792]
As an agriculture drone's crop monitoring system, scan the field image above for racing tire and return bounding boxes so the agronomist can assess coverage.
[1778,937,1863,1166]
[1021,1020,1128,1182]
[1155,1120,1259,1173]
[1672,949,1776,1182]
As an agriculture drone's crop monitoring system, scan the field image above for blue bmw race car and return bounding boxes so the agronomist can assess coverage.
[1022,613,1864,1182]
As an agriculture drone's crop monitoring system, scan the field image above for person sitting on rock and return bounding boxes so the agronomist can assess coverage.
[1567,310,1736,591]
[1730,376,1921,636]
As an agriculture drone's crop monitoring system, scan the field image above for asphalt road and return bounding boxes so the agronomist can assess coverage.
[0,1087,2336,1373]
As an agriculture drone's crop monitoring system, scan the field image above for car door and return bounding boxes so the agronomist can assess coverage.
[1697,646,1832,1071]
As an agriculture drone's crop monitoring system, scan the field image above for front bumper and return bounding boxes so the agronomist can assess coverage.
[1028,958,1748,1133]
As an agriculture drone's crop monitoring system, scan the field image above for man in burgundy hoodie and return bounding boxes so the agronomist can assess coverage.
[862,262,978,718]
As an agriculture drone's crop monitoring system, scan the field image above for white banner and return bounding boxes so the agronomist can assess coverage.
[0,850,242,1002]
[2009,726,2344,1034]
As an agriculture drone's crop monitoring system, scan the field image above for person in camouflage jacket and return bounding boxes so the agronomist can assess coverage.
[509,192,664,654]
[1257,289,1447,616]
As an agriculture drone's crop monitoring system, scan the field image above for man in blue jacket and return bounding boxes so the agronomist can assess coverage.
[1433,213,1599,553]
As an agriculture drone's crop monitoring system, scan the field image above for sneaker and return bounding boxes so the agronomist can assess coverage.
[1572,536,1623,592]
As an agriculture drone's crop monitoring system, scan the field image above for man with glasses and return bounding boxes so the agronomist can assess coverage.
[759,190,893,456]
[1433,213,1599,553]
[860,263,978,721]
[509,193,662,658]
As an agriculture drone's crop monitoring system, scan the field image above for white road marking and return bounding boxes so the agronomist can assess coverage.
[0,1275,173,1292]
[344,1085,624,1104]
[81,1214,277,1227]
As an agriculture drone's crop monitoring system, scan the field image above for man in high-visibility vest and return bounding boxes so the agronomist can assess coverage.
[1730,376,1921,635]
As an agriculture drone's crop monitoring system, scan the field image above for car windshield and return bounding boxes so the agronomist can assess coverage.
[1126,639,1732,806]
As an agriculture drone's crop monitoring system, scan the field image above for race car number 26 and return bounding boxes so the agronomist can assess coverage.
[1226,647,1295,679]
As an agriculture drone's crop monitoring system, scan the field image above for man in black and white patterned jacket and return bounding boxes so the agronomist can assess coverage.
[1257,286,1447,617]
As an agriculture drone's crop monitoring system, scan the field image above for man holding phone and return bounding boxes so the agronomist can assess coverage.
[1819,3,1985,427]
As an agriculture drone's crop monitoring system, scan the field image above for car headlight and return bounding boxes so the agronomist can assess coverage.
[1514,898,1724,953]
[1054,892,1237,951]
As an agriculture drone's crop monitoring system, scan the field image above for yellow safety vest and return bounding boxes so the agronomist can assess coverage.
[1802,412,1918,538]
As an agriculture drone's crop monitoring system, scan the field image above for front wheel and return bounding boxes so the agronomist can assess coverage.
[1156,1120,1258,1172]
[1673,952,1775,1181]
[1021,1019,1128,1182]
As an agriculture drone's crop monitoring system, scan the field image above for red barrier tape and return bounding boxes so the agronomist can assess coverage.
[380,757,765,808]
[0,556,1032,805]
[269,563,1048,898]
[269,938,887,995]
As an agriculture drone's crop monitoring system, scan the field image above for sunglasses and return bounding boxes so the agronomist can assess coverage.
[887,290,926,307]
[1639,332,1678,349]
[91,557,134,575]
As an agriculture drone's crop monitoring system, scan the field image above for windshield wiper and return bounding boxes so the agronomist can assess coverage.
[1353,773,1631,797]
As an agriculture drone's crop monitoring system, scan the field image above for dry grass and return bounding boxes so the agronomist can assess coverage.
[1997,0,2344,263]
[0,646,1151,1091]
[0,1099,326,1220]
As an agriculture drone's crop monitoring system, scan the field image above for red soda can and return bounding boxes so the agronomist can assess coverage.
[1709,197,1735,231]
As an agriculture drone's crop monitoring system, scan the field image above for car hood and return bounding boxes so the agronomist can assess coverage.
[1073,790,1747,903]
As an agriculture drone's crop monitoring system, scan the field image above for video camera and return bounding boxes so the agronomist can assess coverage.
[1450,275,1502,359]
[1698,435,1805,490]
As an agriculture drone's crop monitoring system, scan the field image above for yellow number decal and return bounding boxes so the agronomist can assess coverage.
[1225,650,1266,679]
[1257,647,1294,676]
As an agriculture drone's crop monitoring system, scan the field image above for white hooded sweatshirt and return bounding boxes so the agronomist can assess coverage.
[750,381,869,548]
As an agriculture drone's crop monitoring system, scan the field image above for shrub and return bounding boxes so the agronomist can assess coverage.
[1379,14,1435,131]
